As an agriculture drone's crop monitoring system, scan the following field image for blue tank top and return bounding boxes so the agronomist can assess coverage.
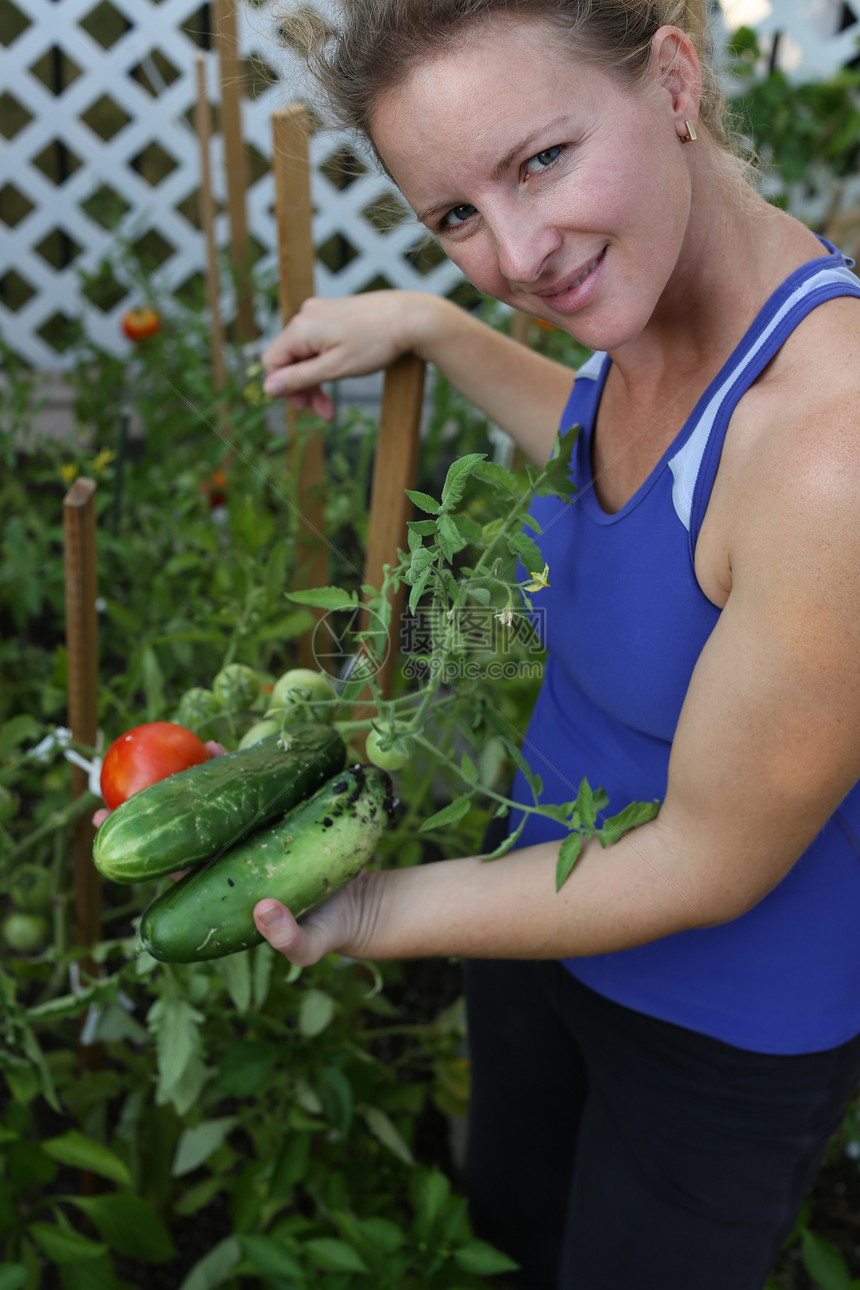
[511,240,860,1054]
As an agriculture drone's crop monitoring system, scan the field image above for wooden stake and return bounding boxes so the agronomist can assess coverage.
[363,355,426,700]
[213,0,256,342]
[271,103,328,668]
[271,103,315,329]
[63,478,101,1061]
[512,310,533,346]
[195,52,226,393]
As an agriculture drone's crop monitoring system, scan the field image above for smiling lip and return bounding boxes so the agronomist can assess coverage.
[538,247,607,303]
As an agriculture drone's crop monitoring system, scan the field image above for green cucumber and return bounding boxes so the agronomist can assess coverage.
[139,764,395,963]
[93,725,346,885]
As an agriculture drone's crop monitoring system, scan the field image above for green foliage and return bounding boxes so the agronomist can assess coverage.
[1,255,538,1289]
[726,29,860,211]
[3,55,860,1281]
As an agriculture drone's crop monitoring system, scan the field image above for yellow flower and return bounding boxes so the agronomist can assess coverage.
[60,463,78,484]
[90,448,116,473]
[522,563,550,593]
[243,380,266,406]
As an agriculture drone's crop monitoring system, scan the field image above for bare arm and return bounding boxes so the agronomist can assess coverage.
[261,291,574,464]
[255,390,860,965]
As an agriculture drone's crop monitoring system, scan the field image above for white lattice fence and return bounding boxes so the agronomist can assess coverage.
[3,0,859,371]
[0,0,465,369]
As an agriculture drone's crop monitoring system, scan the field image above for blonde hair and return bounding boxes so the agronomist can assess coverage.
[278,0,729,149]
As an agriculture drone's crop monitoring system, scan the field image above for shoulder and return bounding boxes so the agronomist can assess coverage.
[705,290,860,591]
[728,294,860,593]
[748,289,860,488]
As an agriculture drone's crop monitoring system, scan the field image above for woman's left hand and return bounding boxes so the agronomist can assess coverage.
[253,869,380,967]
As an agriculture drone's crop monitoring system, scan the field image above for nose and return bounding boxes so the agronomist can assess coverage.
[490,206,561,287]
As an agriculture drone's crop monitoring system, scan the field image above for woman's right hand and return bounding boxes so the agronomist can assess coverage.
[261,291,428,419]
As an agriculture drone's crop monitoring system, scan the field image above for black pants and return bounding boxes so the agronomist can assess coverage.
[464,958,860,1290]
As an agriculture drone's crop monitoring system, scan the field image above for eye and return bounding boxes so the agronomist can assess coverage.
[440,203,477,229]
[525,144,564,175]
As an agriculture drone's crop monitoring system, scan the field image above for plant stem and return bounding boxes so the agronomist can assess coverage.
[6,792,99,864]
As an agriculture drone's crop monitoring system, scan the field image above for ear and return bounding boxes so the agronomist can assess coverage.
[650,26,702,141]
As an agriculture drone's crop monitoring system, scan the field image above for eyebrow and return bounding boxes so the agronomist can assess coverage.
[490,114,572,180]
[414,113,573,225]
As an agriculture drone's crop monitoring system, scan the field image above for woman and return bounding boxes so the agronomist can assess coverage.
[255,3,860,1286]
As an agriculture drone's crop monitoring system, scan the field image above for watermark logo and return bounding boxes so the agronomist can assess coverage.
[310,604,547,686]
[400,606,546,682]
[311,604,391,684]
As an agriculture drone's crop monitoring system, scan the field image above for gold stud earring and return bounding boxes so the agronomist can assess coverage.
[680,120,698,143]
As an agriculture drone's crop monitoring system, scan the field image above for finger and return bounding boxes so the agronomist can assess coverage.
[261,300,322,370]
[262,341,351,399]
[309,388,336,421]
[205,741,228,757]
[92,807,110,828]
[253,899,332,967]
[284,387,336,421]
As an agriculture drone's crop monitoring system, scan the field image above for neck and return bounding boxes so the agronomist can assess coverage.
[607,147,822,401]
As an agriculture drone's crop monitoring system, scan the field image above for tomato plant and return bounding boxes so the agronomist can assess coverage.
[237,718,281,749]
[269,668,337,722]
[100,721,210,809]
[121,306,161,342]
[9,863,52,913]
[213,663,262,711]
[2,912,50,953]
[365,728,415,772]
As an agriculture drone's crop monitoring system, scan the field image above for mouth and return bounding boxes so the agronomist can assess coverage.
[539,246,607,300]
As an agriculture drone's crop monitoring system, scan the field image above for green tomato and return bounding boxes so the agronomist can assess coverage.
[237,718,281,750]
[2,912,50,954]
[365,729,414,772]
[269,668,337,723]
[213,664,263,712]
[10,864,52,913]
[176,687,227,738]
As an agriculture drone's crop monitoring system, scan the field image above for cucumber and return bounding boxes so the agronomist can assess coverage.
[93,725,346,885]
[139,764,395,963]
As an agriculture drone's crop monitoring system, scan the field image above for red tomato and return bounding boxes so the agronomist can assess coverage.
[100,722,210,810]
[200,468,228,508]
[121,307,161,342]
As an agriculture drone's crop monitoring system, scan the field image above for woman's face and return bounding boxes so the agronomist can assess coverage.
[370,18,697,353]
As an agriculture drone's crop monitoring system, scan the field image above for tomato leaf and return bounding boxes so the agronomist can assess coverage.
[418,794,472,833]
[507,531,545,576]
[436,513,467,563]
[800,1228,855,1290]
[471,459,520,494]
[239,1235,305,1281]
[299,988,336,1037]
[172,1118,239,1177]
[440,453,487,511]
[285,586,359,610]
[62,1194,177,1263]
[306,1237,370,1274]
[556,831,584,891]
[362,1105,414,1165]
[27,1222,107,1265]
[175,1235,242,1290]
[598,799,660,846]
[42,1131,131,1187]
[404,488,441,515]
[533,424,580,501]
[454,1238,519,1275]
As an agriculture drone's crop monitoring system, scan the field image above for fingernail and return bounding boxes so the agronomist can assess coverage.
[263,377,283,396]
[257,903,283,929]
